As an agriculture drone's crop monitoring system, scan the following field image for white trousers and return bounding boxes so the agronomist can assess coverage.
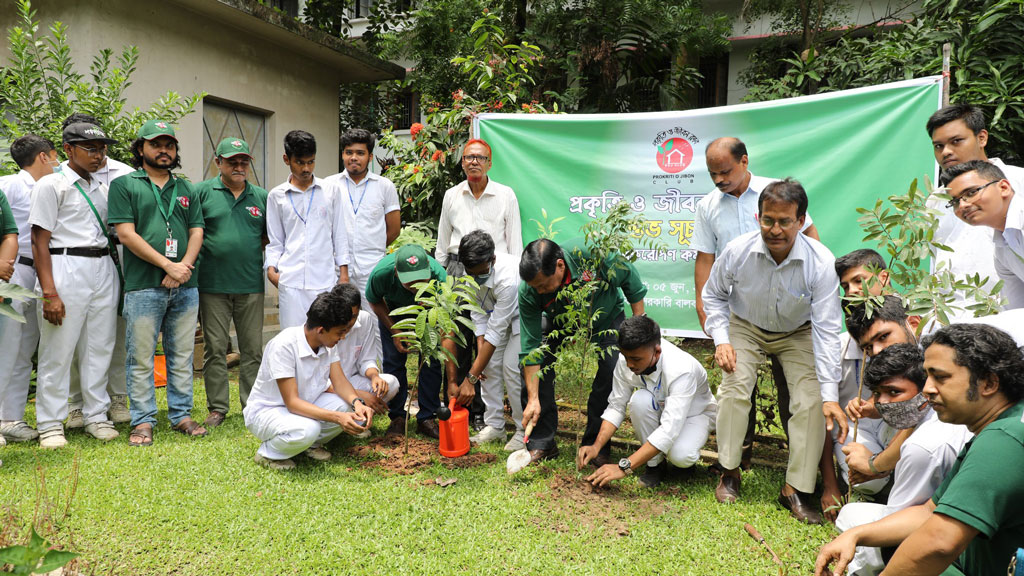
[348,272,370,309]
[835,502,887,575]
[0,261,39,421]
[278,284,327,329]
[629,388,713,468]
[244,391,351,460]
[481,331,524,432]
[349,372,400,403]
[69,314,127,408]
[833,418,890,496]
[35,255,117,431]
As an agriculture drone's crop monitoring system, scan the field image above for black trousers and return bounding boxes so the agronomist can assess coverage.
[743,355,793,450]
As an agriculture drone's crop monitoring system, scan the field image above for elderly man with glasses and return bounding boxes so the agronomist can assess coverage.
[702,178,845,524]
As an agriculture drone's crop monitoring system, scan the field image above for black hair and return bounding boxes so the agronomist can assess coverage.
[926,104,986,137]
[341,128,375,154]
[62,113,100,130]
[617,315,661,350]
[922,323,1024,402]
[705,137,747,163]
[305,290,355,330]
[10,134,55,169]
[864,343,926,393]
[520,238,564,282]
[835,249,887,279]
[846,294,909,343]
[758,178,808,219]
[458,230,496,270]
[330,282,362,312]
[129,137,182,171]
[284,130,316,159]
[939,159,1007,187]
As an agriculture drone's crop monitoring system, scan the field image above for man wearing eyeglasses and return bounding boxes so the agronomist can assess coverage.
[703,178,844,524]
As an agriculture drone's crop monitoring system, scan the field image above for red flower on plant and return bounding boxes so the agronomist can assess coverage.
[452,89,464,101]
[406,197,413,203]
[413,166,421,173]
[431,150,443,161]
[410,123,425,138]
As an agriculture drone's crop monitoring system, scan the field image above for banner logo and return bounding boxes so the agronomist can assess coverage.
[655,137,693,174]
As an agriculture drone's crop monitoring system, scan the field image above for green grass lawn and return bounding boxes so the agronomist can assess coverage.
[0,355,836,575]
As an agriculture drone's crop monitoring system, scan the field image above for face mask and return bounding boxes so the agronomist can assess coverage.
[640,351,660,375]
[50,160,61,173]
[472,263,493,285]
[875,393,929,429]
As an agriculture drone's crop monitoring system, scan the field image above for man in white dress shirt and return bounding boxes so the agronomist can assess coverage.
[325,129,401,301]
[703,178,845,524]
[578,315,717,489]
[0,135,57,443]
[434,139,522,273]
[327,283,397,420]
[266,130,351,328]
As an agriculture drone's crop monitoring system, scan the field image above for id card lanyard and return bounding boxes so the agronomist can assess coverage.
[149,177,178,258]
[288,186,315,224]
[641,371,664,412]
[345,177,368,216]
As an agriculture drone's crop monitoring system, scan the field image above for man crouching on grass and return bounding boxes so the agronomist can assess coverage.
[243,290,375,470]
[578,315,718,488]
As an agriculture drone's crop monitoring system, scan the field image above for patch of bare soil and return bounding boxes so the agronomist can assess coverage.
[533,471,673,537]
[345,434,495,474]
[441,451,496,469]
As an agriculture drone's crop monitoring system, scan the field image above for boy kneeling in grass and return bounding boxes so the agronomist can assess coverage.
[243,290,374,470]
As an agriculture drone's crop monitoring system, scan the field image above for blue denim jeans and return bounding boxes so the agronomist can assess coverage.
[380,318,443,421]
[124,287,199,428]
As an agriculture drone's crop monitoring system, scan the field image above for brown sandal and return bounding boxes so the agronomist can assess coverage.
[128,424,154,447]
[173,418,208,437]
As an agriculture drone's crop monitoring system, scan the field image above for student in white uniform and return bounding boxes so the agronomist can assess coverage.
[442,231,525,450]
[0,134,58,443]
[29,122,120,448]
[243,290,375,470]
[326,283,397,421]
[324,129,400,301]
[578,315,717,489]
[265,130,351,329]
[835,344,971,576]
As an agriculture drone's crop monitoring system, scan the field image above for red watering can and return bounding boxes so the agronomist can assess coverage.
[437,397,470,458]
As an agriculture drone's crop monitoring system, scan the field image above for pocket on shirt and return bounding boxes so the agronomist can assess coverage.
[776,286,811,320]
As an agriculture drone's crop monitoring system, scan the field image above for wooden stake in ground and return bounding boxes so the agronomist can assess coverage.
[942,42,951,107]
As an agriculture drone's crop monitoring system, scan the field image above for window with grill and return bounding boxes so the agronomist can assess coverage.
[202,100,268,189]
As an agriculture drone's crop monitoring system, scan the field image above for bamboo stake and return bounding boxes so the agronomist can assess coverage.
[847,351,868,502]
[942,43,951,107]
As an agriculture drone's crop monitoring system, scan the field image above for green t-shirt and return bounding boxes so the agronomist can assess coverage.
[0,190,16,236]
[364,252,447,311]
[931,400,1024,576]
[194,177,268,294]
[518,237,648,364]
[108,170,204,292]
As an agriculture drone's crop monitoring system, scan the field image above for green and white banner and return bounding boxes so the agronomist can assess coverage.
[476,77,942,336]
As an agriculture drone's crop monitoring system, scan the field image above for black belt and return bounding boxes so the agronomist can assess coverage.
[49,247,109,258]
[17,256,33,267]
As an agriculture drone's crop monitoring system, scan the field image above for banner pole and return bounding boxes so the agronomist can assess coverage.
[942,43,951,107]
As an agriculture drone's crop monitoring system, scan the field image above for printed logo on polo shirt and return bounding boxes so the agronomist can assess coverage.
[247,206,262,218]
[580,269,594,282]
[406,255,419,266]
[177,196,189,208]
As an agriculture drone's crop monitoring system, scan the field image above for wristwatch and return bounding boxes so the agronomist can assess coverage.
[352,397,366,408]
[618,458,633,475]
[467,373,480,385]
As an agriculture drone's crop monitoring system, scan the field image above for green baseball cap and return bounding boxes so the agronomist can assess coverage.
[138,119,177,141]
[216,137,252,159]
[395,245,431,284]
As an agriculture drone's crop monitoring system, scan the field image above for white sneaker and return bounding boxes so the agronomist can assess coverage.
[108,395,131,423]
[84,421,120,442]
[66,408,84,429]
[0,421,39,442]
[254,453,295,470]
[504,430,526,452]
[470,425,506,445]
[39,428,67,449]
[304,444,332,461]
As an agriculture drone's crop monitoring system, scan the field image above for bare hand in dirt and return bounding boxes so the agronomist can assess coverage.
[585,464,626,487]
[267,266,280,287]
[163,260,192,284]
[842,442,875,476]
[0,258,13,281]
[358,390,388,414]
[824,401,849,444]
[42,293,65,326]
[814,531,858,576]
[820,486,843,524]
[522,396,541,431]
[392,335,410,354]
[161,274,181,289]
[715,343,736,373]
[846,397,879,421]
[576,444,600,469]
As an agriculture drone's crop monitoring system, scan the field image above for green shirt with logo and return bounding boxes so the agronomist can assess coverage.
[195,176,268,294]
[108,170,204,292]
[0,190,16,236]
[365,252,447,311]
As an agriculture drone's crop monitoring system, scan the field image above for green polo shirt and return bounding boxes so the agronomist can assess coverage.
[0,190,16,236]
[365,252,447,310]
[194,176,268,294]
[519,238,647,364]
[108,170,204,292]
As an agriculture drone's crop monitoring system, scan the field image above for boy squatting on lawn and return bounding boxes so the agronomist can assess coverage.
[243,287,394,470]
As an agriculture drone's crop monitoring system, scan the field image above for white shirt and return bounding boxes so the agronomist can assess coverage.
[435,178,522,265]
[246,325,336,413]
[885,408,972,513]
[265,176,351,290]
[93,157,135,189]
[990,190,1024,309]
[324,171,400,278]
[0,170,37,258]
[692,173,813,256]
[331,309,382,380]
[703,230,843,402]
[29,168,108,249]
[946,309,1024,348]
[838,332,872,409]
[602,338,717,453]
[469,252,521,347]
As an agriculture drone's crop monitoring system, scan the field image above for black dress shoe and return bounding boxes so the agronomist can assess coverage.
[385,416,406,436]
[529,445,559,463]
[416,418,440,440]
[471,413,486,432]
[778,490,823,525]
[715,474,741,503]
[638,462,666,488]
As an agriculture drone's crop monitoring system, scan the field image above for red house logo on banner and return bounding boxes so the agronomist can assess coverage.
[655,137,693,174]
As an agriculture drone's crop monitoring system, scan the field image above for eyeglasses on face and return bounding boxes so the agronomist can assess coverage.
[945,179,1000,210]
